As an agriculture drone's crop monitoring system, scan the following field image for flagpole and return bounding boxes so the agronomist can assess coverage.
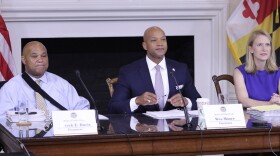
[0,0,2,14]
[276,0,279,23]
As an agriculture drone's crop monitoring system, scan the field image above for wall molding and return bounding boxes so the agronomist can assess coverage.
[1,0,229,103]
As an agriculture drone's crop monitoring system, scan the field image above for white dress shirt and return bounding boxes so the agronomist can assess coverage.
[0,72,90,118]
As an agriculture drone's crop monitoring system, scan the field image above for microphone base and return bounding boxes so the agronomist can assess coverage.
[97,125,105,132]
[184,123,192,128]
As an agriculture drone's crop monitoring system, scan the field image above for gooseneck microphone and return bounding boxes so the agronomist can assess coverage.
[16,139,31,156]
[169,68,192,128]
[75,70,103,131]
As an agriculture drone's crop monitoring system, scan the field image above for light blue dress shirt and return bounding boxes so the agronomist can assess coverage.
[0,72,90,118]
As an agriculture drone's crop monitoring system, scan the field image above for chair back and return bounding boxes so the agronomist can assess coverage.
[212,74,234,104]
[106,77,118,97]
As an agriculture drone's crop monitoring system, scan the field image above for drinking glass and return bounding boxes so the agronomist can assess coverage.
[196,98,210,117]
[45,110,52,122]
[18,101,29,124]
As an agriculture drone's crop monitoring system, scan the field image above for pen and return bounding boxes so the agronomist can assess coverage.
[158,94,167,100]
[15,112,37,115]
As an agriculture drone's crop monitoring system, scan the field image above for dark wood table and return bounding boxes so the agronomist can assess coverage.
[0,113,279,156]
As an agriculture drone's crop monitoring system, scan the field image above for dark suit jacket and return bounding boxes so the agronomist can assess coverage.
[108,57,201,114]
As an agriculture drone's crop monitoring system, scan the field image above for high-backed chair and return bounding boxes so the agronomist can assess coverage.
[106,77,118,97]
[212,74,234,104]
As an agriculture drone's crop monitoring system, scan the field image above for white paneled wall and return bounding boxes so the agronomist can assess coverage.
[0,0,243,104]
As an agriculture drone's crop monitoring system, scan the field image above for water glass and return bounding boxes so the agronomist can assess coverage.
[45,110,52,122]
[18,101,29,124]
[196,98,210,117]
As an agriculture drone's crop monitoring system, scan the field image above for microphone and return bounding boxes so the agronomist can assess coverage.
[169,68,192,128]
[16,139,31,156]
[75,70,103,131]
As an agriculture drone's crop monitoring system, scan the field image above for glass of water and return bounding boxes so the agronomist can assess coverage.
[45,110,52,122]
[17,101,29,124]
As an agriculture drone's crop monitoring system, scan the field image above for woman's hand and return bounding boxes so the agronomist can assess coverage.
[269,93,280,104]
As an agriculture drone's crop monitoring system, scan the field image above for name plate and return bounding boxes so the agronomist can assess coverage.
[52,110,97,136]
[203,104,246,129]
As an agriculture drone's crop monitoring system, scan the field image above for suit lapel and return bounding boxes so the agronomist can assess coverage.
[135,58,160,112]
[138,58,155,93]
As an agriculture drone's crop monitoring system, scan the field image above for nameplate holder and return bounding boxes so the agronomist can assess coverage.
[203,104,246,129]
[52,110,97,136]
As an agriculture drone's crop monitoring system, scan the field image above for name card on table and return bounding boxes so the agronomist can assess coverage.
[52,110,97,136]
[203,104,246,129]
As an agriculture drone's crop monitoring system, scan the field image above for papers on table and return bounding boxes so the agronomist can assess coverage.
[7,108,107,123]
[247,104,280,118]
[250,104,280,112]
[99,114,109,120]
[143,109,198,119]
[247,105,280,123]
[6,120,47,130]
[6,110,46,122]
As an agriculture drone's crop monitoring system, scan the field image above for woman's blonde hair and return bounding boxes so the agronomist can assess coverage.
[245,29,278,74]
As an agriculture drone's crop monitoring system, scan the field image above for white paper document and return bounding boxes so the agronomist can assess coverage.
[143,109,198,119]
[7,120,47,131]
[250,104,280,112]
[203,104,246,129]
[52,110,98,136]
[6,110,46,122]
[99,114,108,120]
[247,105,280,123]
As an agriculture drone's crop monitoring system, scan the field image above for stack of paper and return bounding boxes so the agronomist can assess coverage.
[248,105,280,116]
[6,109,46,122]
[6,120,47,130]
[247,105,280,123]
[249,104,280,112]
[144,109,198,119]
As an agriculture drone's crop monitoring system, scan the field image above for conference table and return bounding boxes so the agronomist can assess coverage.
[0,112,279,156]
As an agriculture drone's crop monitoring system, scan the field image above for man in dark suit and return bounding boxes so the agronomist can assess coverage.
[109,26,201,114]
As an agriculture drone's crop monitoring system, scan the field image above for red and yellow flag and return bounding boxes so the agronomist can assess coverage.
[226,0,280,65]
[0,15,17,81]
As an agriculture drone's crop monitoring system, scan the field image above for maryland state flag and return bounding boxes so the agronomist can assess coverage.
[0,15,17,81]
[226,0,280,65]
